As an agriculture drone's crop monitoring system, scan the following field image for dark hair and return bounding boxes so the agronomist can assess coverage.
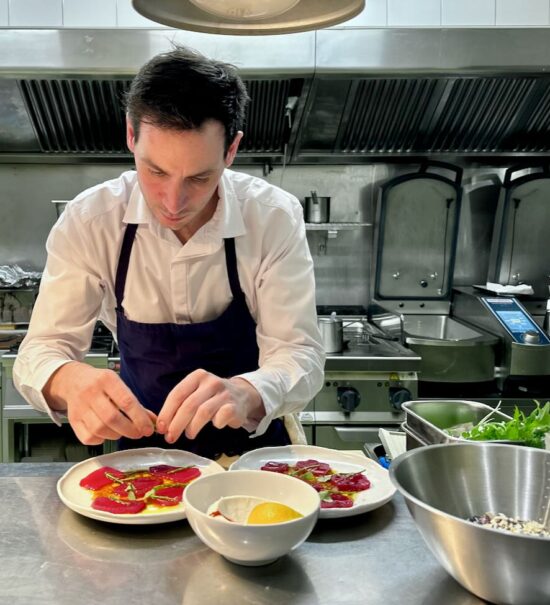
[124,45,249,154]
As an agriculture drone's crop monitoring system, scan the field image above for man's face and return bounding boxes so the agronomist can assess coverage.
[127,118,242,238]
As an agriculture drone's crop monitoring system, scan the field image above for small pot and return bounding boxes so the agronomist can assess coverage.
[304,196,330,223]
[318,316,343,353]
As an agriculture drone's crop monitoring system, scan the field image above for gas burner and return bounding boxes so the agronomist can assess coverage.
[316,305,367,316]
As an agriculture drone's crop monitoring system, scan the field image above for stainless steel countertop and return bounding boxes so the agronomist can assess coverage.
[0,463,483,605]
[1,318,423,373]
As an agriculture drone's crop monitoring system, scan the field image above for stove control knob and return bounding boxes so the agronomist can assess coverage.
[337,387,360,413]
[522,330,540,344]
[389,387,412,411]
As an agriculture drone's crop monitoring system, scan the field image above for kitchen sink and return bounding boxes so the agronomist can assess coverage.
[403,315,496,344]
[406,315,498,383]
[373,314,499,383]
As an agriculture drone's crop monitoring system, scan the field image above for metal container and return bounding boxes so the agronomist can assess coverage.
[304,195,330,223]
[51,199,69,218]
[402,399,513,445]
[390,443,550,605]
[402,315,498,382]
[400,422,428,450]
[318,316,343,353]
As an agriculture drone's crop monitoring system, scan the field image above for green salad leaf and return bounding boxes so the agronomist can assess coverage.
[460,401,550,449]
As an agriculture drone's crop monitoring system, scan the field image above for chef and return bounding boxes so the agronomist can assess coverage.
[13,45,325,459]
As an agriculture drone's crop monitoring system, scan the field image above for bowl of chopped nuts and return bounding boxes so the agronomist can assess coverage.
[389,442,550,605]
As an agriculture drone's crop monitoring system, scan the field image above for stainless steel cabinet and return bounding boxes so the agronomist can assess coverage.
[314,425,386,451]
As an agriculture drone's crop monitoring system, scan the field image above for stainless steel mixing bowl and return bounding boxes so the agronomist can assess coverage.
[389,443,550,605]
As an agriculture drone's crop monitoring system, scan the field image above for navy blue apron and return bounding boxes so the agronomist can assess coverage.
[114,223,290,459]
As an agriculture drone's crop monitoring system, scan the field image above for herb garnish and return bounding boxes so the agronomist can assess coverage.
[460,401,550,449]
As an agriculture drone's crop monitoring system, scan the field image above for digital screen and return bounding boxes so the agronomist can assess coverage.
[484,297,550,343]
[494,310,538,332]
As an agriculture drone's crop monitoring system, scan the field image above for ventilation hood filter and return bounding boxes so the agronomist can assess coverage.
[131,0,364,35]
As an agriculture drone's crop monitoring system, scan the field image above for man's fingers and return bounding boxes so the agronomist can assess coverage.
[158,370,214,434]
[179,394,229,440]
[71,410,120,445]
[158,370,204,428]
[160,371,254,443]
[213,404,243,430]
[212,404,242,429]
[103,375,155,437]
[91,395,144,439]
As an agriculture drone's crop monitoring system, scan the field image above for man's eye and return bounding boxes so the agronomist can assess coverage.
[150,169,166,177]
[191,176,208,183]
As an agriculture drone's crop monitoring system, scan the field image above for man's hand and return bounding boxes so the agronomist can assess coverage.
[43,362,156,445]
[156,369,265,443]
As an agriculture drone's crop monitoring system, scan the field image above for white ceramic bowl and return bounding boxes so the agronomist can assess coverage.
[183,469,320,566]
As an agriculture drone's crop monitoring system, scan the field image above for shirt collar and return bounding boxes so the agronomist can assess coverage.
[123,174,151,225]
[218,169,246,239]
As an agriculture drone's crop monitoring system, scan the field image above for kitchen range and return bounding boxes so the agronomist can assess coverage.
[303,305,419,451]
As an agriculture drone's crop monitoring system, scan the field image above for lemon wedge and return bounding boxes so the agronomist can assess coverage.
[247,501,303,524]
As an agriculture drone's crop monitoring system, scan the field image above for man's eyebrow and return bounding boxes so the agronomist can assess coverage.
[141,157,214,178]
[142,157,166,172]
[188,169,215,177]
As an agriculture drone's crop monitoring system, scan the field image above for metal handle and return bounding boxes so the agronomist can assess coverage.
[367,304,405,346]
[503,164,550,186]
[419,160,463,185]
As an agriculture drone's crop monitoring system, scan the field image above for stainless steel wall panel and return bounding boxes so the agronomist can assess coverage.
[0,162,531,310]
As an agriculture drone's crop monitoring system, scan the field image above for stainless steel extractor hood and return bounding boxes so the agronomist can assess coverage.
[293,28,550,162]
[3,28,550,163]
[0,28,315,163]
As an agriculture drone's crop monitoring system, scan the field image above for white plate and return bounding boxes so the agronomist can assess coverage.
[57,447,224,525]
[229,445,395,519]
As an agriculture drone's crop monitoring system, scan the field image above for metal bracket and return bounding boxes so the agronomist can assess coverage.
[262,160,273,177]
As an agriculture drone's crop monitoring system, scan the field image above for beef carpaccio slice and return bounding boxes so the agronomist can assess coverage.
[92,497,147,514]
[79,466,126,490]
[79,462,202,515]
[260,458,372,510]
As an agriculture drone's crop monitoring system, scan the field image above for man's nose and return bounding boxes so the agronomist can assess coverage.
[163,181,187,214]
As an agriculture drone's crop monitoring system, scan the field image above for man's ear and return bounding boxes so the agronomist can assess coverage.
[126,117,136,153]
[224,131,243,167]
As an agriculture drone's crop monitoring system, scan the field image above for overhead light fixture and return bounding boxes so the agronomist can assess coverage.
[189,0,301,21]
[132,0,365,35]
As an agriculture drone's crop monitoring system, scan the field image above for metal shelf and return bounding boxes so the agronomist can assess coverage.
[305,222,372,231]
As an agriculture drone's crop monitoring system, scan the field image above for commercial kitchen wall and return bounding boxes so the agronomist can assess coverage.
[0,2,542,308]
[1,0,550,28]
[0,162,502,310]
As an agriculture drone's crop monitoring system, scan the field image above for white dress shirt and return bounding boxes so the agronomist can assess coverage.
[13,169,325,438]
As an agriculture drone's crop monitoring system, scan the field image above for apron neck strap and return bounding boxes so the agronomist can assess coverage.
[115,223,138,311]
[224,237,244,300]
